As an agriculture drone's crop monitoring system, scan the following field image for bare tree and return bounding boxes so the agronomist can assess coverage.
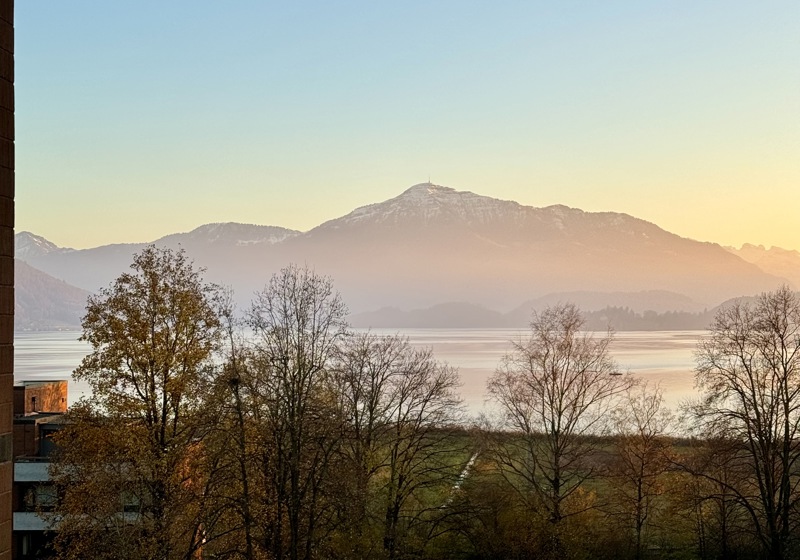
[332,332,464,560]
[331,332,407,556]
[380,346,463,559]
[487,303,632,529]
[610,381,673,560]
[678,437,756,560]
[246,265,348,560]
[691,285,800,560]
[193,293,265,560]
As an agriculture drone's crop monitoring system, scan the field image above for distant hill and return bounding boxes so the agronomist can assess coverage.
[16,183,795,325]
[15,260,88,331]
[349,292,708,329]
[349,301,717,330]
[349,302,507,329]
[581,307,714,331]
[350,297,760,331]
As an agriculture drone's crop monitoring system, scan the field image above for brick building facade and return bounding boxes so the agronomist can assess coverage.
[0,1,13,559]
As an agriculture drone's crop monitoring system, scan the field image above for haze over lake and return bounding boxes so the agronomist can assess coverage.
[14,329,700,415]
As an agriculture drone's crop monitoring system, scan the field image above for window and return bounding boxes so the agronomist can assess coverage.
[22,484,57,512]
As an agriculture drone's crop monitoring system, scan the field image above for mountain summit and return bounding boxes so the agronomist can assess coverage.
[15,231,72,261]
[313,182,672,245]
[318,183,530,229]
[155,222,300,247]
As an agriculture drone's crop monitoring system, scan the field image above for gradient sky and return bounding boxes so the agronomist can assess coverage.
[14,2,800,250]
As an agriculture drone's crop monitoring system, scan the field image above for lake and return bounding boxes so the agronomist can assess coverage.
[370,329,701,415]
[14,329,703,416]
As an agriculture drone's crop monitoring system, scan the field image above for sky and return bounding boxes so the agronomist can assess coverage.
[14,1,800,250]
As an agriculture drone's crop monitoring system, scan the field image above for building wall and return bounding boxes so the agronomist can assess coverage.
[12,382,68,461]
[8,426,29,462]
[13,382,67,416]
[0,1,11,559]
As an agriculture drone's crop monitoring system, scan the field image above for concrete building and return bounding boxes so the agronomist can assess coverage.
[12,381,67,559]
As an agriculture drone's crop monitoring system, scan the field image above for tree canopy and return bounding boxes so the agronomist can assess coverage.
[52,245,224,560]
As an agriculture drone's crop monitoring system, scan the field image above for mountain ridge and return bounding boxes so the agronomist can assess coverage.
[15,184,795,322]
[725,244,800,289]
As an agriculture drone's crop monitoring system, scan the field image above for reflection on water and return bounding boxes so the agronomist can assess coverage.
[15,329,705,415]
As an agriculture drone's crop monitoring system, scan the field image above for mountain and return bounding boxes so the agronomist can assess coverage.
[15,260,89,330]
[276,184,787,311]
[15,231,73,261]
[18,223,301,294]
[310,184,530,229]
[155,223,300,248]
[16,184,793,320]
[725,244,800,289]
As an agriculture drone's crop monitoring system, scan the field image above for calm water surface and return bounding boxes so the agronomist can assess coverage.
[370,329,701,414]
[14,329,703,415]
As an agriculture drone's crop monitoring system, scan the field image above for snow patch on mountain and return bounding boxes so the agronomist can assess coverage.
[15,231,73,261]
[156,223,300,246]
[317,183,538,229]
[313,183,657,240]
